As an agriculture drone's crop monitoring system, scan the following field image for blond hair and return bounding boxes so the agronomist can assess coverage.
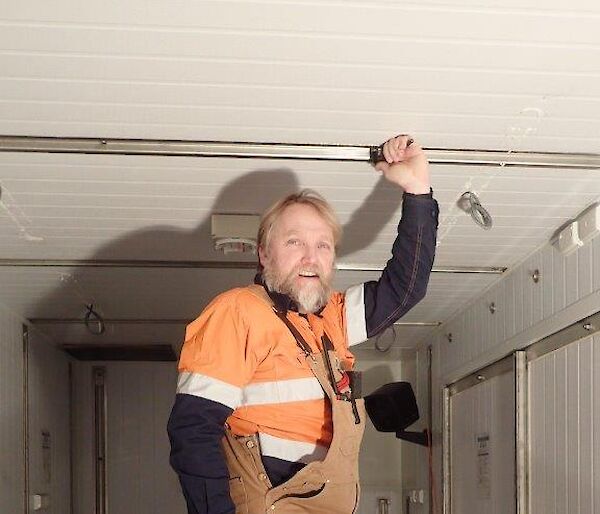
[257,189,341,267]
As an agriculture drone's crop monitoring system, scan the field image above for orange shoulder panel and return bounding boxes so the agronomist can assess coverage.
[178,287,272,388]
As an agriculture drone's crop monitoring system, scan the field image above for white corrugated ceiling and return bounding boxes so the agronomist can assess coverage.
[1,0,599,350]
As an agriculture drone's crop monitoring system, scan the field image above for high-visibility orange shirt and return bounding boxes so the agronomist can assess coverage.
[177,285,357,463]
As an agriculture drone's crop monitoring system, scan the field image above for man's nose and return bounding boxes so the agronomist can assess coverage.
[301,245,318,264]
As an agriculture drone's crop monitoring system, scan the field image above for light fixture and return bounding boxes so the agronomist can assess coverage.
[554,221,583,255]
[577,203,600,244]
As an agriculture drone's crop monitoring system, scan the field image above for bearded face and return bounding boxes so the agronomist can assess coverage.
[258,204,336,314]
[262,261,333,314]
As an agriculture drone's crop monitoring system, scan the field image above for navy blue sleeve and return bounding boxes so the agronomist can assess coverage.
[167,394,236,514]
[364,190,439,338]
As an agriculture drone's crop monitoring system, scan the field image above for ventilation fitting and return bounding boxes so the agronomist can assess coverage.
[211,214,260,255]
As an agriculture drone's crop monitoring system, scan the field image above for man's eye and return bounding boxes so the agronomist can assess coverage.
[286,239,300,246]
[318,242,331,250]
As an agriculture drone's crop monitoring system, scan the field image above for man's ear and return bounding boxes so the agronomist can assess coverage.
[258,245,268,267]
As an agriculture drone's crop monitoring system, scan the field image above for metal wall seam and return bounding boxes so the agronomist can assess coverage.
[525,311,600,362]
[93,367,107,514]
[442,386,451,514]
[22,324,29,514]
[514,351,528,514]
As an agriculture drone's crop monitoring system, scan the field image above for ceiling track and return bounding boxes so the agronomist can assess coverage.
[29,317,442,327]
[0,258,506,274]
[1,135,600,169]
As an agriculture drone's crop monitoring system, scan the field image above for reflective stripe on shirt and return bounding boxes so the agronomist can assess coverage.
[258,432,328,464]
[177,372,326,410]
[177,371,242,410]
[241,377,325,406]
[344,284,367,346]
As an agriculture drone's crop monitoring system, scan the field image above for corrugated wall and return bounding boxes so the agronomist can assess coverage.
[529,334,600,514]
[354,347,406,514]
[415,229,600,512]
[72,361,186,514]
[400,348,431,514]
[70,362,94,514]
[27,328,71,514]
[450,370,515,514]
[0,303,25,514]
[437,233,600,379]
[0,302,70,514]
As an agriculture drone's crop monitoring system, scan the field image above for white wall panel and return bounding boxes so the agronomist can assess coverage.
[565,252,580,308]
[514,265,525,337]
[71,361,185,514]
[71,363,94,514]
[0,302,70,514]
[421,211,600,514]
[450,369,515,514]
[400,347,435,514]
[107,363,183,514]
[541,246,554,320]
[354,347,405,514]
[27,329,71,514]
[593,236,600,293]
[529,335,600,514]
[504,272,516,341]
[595,336,600,514]
[438,233,600,379]
[0,303,24,514]
[552,246,567,315]
[578,244,594,300]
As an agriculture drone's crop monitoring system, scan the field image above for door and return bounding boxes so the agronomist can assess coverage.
[446,357,516,514]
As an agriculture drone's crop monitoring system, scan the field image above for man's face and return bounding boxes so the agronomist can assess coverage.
[259,203,335,313]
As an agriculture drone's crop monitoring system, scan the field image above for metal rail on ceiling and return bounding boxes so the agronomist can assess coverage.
[28,317,442,327]
[1,135,600,169]
[0,258,507,274]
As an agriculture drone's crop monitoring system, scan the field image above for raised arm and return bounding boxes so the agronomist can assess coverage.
[344,135,439,344]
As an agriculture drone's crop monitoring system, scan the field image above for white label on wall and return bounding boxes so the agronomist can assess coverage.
[476,433,491,499]
[42,430,51,483]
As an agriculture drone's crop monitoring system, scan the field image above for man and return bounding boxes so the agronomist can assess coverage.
[168,135,439,514]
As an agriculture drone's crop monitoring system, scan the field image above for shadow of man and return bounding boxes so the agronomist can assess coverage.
[30,166,401,347]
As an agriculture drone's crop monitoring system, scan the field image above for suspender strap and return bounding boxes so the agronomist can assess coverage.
[272,308,314,357]
[273,305,361,424]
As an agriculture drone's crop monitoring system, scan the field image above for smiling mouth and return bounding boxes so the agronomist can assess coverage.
[298,271,319,278]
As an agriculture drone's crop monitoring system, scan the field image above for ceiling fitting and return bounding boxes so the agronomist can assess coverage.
[1,135,600,169]
[553,203,600,256]
[457,192,493,230]
[84,304,105,335]
[211,214,259,255]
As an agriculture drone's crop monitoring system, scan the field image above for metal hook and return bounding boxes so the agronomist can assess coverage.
[457,192,493,230]
[85,304,105,335]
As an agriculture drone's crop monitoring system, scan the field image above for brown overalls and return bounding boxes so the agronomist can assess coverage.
[221,290,366,513]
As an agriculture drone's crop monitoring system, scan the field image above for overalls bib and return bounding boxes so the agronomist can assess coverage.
[221,288,366,513]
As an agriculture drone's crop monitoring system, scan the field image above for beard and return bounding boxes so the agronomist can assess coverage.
[263,264,333,314]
